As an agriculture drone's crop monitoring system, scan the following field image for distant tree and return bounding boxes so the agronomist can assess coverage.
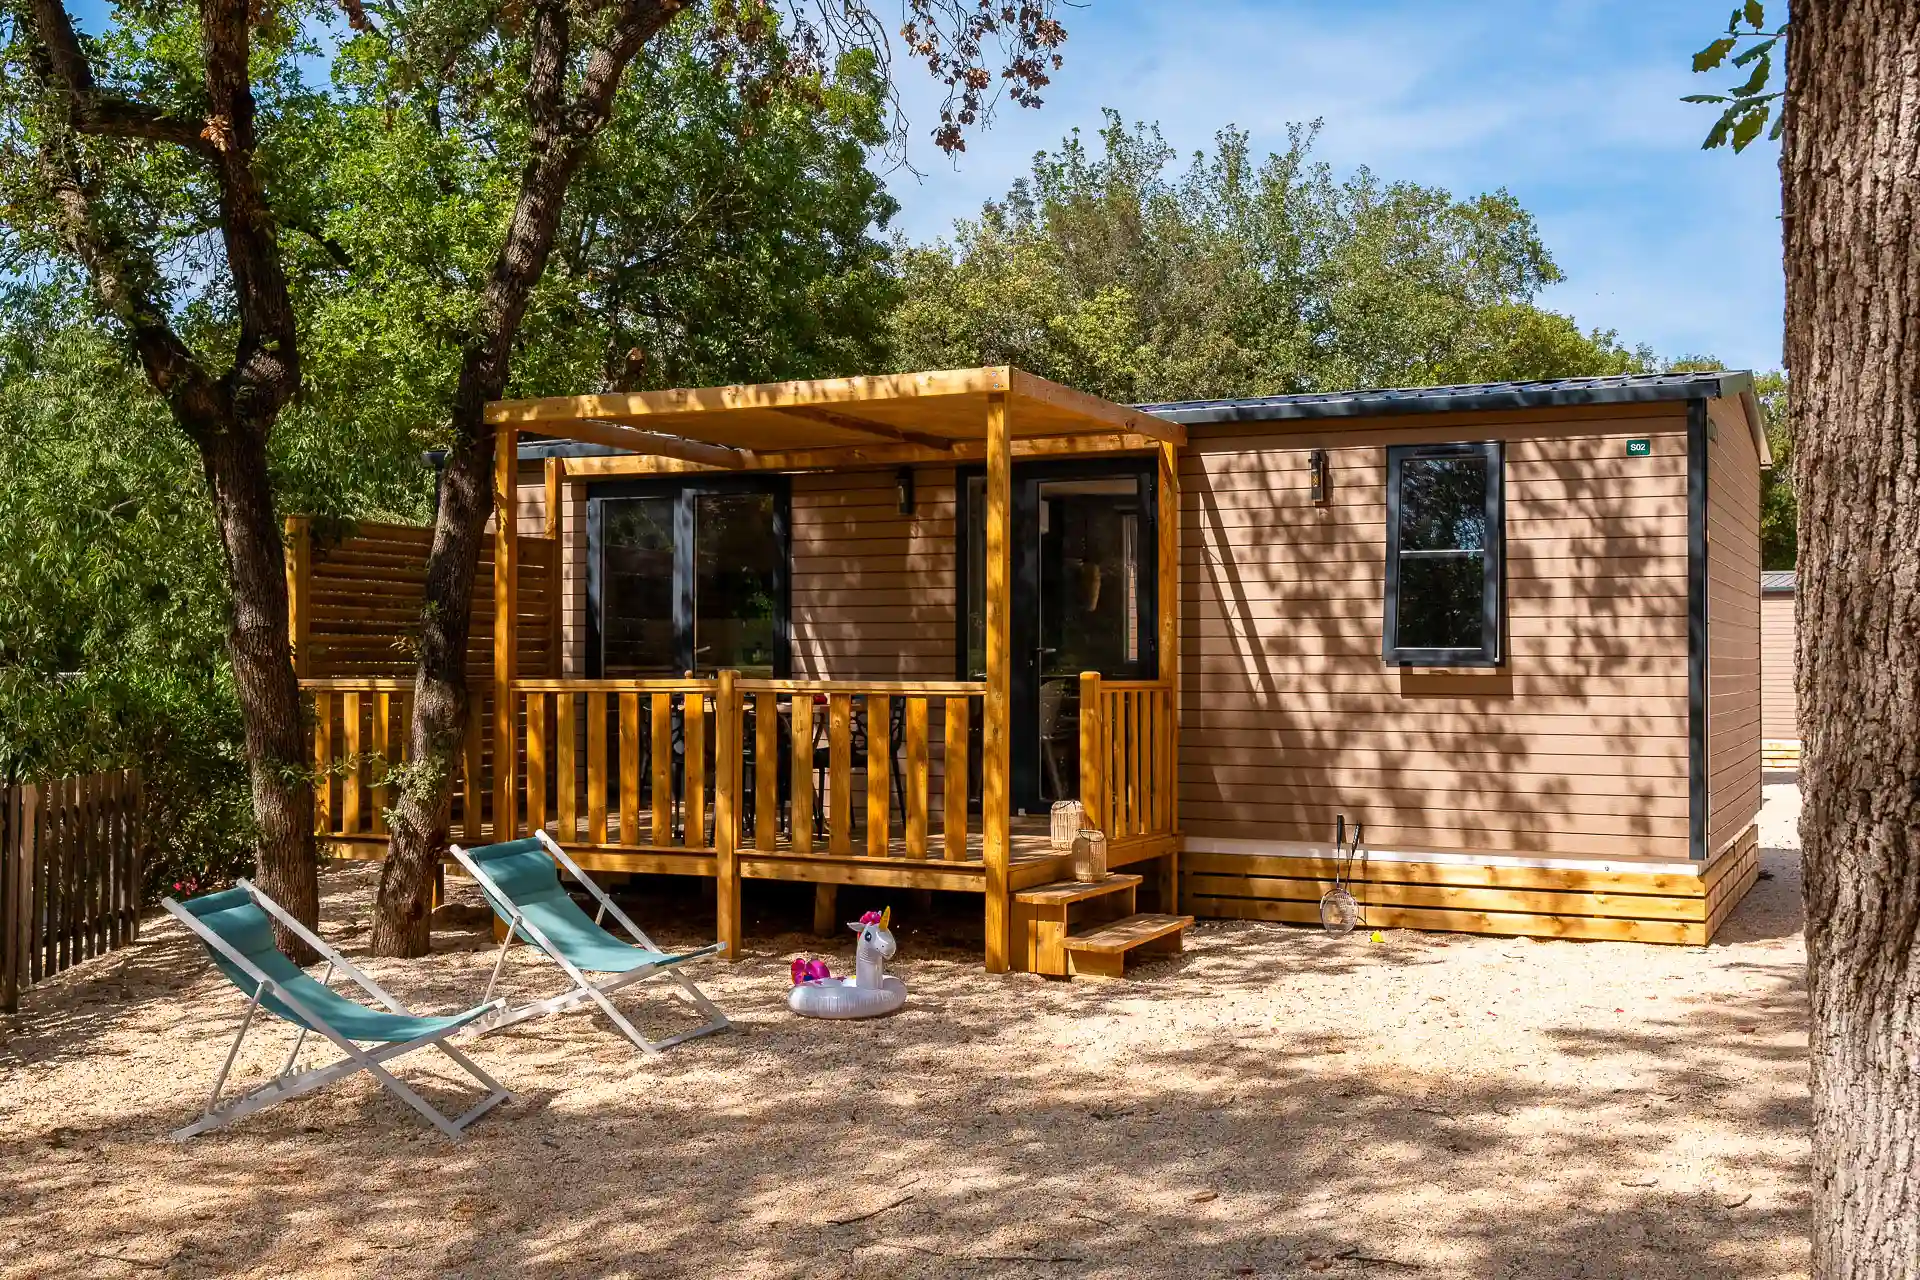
[0,311,253,895]
[1751,371,1794,569]
[891,114,1652,402]
[1690,5,1919,1274]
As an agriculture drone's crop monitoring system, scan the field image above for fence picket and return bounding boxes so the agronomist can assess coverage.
[0,770,145,1011]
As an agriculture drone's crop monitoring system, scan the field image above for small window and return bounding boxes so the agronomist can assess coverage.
[1383,442,1504,666]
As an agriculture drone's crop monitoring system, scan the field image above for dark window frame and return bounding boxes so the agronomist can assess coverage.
[585,474,791,678]
[1382,441,1505,668]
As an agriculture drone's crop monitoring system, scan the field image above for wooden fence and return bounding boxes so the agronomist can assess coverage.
[1,769,144,1013]
[286,516,558,680]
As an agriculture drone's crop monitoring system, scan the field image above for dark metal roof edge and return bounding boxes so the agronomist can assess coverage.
[422,440,634,466]
[1140,374,1755,427]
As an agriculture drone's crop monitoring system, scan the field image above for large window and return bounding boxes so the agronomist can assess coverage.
[1383,442,1504,667]
[589,479,788,677]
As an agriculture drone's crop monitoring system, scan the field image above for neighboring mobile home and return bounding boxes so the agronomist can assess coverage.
[1760,571,1799,770]
[291,368,1767,971]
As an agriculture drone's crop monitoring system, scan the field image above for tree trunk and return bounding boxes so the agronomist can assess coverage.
[199,427,320,964]
[372,430,493,956]
[1783,7,1920,1277]
[371,0,687,957]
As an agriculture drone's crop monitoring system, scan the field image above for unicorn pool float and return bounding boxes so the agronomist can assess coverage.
[786,908,907,1019]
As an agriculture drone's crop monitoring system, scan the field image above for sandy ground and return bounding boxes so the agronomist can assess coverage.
[0,785,1809,1280]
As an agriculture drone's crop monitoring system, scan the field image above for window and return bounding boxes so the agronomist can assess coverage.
[1383,442,1504,666]
[588,479,788,677]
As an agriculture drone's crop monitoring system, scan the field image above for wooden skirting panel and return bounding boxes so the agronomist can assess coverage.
[1704,825,1761,939]
[324,837,717,879]
[1185,829,1762,945]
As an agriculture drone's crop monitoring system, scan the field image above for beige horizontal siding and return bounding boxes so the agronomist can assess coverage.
[1180,407,1695,862]
[1761,593,1797,740]
[1706,396,1764,857]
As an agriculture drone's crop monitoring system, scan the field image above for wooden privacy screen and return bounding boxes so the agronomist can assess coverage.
[1,769,144,1014]
[286,517,558,680]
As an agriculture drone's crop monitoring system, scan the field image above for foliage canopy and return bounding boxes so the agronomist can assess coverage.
[890,114,1653,404]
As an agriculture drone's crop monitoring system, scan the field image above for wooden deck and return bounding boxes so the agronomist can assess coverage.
[328,814,1175,895]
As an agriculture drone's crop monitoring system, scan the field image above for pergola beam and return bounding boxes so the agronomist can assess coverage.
[1006,368,1186,445]
[768,404,956,452]
[571,418,752,469]
[559,431,1172,479]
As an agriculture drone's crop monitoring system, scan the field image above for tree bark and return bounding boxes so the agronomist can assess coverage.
[199,429,320,961]
[1783,6,1920,1277]
[372,0,687,956]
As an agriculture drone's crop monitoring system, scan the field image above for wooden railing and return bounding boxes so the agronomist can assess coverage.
[303,672,1174,861]
[731,679,986,861]
[1079,674,1177,844]
[513,678,721,852]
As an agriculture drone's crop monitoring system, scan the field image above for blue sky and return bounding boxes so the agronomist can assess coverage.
[881,0,1784,373]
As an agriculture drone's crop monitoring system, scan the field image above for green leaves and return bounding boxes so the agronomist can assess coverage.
[1689,5,1785,152]
[1693,38,1737,73]
[891,113,1652,403]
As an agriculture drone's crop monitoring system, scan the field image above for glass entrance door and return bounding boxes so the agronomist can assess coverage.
[962,460,1157,813]
[1034,476,1147,804]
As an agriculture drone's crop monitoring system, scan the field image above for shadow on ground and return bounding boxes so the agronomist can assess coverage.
[0,805,1810,1280]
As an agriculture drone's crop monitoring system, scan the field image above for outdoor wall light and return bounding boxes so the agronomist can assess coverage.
[1309,448,1330,505]
[896,467,915,515]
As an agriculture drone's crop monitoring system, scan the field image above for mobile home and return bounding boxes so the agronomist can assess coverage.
[292,367,1766,972]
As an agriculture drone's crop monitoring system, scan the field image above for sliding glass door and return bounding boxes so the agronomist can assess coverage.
[589,478,789,677]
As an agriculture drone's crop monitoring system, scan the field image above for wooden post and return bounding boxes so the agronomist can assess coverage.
[942,696,970,862]
[1079,672,1104,836]
[2,784,32,1014]
[812,883,837,936]
[284,515,311,677]
[982,390,1013,972]
[493,425,519,839]
[714,670,741,959]
[544,457,564,676]
[1157,437,1180,910]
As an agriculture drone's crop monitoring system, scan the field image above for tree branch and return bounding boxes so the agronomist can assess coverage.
[33,129,225,428]
[22,0,219,159]
[197,0,300,433]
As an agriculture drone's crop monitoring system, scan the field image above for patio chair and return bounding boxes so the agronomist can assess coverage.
[450,831,731,1053]
[162,881,511,1141]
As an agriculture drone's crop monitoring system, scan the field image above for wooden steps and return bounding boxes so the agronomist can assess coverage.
[1012,874,1192,978]
[1063,912,1193,978]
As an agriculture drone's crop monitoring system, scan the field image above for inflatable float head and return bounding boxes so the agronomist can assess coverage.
[849,907,896,962]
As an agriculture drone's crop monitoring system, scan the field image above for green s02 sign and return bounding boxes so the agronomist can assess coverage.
[1626,438,1651,457]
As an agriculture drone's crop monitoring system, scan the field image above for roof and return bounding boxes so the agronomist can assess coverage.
[485,367,1180,467]
[1138,371,1751,422]
[1762,570,1797,594]
[1139,371,1770,466]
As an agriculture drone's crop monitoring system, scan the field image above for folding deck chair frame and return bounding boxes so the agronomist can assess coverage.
[163,880,512,1141]
[450,831,731,1054]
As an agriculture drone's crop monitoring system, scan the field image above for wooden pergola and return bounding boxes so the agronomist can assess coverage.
[476,367,1185,971]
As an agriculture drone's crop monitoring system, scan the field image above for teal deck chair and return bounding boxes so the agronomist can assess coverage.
[163,881,511,1141]
[451,832,730,1053]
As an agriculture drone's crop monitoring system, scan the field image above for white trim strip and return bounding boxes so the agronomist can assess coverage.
[1182,835,1705,878]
